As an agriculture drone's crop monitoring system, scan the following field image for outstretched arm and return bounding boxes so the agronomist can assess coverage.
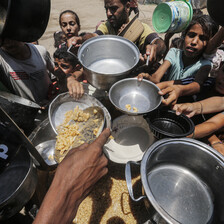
[33,128,110,224]
[173,97,224,117]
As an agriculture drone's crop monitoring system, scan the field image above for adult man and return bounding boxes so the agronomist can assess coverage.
[68,0,166,63]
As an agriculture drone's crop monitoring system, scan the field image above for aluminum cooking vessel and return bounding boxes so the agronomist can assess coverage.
[126,138,224,224]
[77,35,140,91]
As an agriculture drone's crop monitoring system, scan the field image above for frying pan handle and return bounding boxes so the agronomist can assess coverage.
[125,161,146,202]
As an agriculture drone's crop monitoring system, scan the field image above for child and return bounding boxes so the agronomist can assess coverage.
[53,31,66,48]
[59,10,80,40]
[138,14,218,84]
[52,46,84,99]
[173,63,224,155]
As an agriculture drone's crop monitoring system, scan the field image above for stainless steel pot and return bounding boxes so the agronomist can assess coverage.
[125,138,224,224]
[0,0,50,42]
[77,35,140,91]
[0,147,37,220]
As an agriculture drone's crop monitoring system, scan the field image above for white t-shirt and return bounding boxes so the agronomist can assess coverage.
[0,43,54,104]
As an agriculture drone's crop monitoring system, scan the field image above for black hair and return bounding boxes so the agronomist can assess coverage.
[182,14,219,40]
[53,31,66,48]
[120,0,130,5]
[53,45,80,68]
[59,10,81,29]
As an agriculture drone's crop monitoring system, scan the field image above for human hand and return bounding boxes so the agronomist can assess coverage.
[67,36,83,49]
[157,82,182,106]
[57,128,111,202]
[137,72,150,81]
[144,44,158,63]
[137,72,159,84]
[173,103,197,118]
[67,76,84,100]
[34,128,111,224]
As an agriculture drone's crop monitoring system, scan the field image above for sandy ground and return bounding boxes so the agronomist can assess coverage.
[39,0,158,57]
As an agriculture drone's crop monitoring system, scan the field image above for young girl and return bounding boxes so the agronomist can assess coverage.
[138,14,217,84]
[59,10,81,40]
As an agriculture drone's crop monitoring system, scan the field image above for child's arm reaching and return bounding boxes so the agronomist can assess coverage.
[188,113,224,139]
[205,26,224,54]
[137,60,171,83]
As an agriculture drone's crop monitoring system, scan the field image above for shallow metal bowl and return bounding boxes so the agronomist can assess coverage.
[109,78,162,115]
[35,140,57,166]
[78,35,140,91]
[48,92,111,135]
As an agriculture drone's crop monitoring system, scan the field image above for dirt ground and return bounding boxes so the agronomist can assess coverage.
[39,0,158,57]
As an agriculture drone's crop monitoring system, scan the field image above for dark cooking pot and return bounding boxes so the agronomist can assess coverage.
[126,138,224,224]
[0,147,37,220]
[0,91,41,135]
[0,0,50,42]
[207,0,224,26]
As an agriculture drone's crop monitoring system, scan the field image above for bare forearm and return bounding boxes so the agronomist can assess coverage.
[199,97,224,114]
[205,27,224,54]
[193,113,224,139]
[177,82,200,97]
[33,177,81,224]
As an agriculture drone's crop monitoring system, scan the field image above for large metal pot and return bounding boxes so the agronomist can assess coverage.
[77,35,140,91]
[126,138,224,224]
[0,0,50,42]
[0,147,37,220]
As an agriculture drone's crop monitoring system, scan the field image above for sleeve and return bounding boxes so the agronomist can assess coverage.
[96,22,109,35]
[35,45,54,73]
[164,48,176,65]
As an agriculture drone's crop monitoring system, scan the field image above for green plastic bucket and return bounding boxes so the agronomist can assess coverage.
[152,0,193,33]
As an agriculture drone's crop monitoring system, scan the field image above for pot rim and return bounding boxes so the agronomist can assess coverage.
[109,78,162,115]
[140,138,224,224]
[77,35,140,75]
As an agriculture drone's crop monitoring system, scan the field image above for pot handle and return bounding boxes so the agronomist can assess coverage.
[125,161,146,202]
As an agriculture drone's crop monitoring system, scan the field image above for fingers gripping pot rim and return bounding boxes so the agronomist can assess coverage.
[152,0,193,33]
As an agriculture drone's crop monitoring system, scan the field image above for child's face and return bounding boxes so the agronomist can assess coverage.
[54,58,74,77]
[215,64,224,95]
[183,24,208,58]
[60,13,80,39]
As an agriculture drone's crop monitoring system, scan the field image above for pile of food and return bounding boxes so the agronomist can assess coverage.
[55,106,104,163]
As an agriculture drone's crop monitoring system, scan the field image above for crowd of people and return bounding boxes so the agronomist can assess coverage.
[1,0,224,223]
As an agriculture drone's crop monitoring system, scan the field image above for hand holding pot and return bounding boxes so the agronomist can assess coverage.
[157,81,182,106]
[34,128,110,224]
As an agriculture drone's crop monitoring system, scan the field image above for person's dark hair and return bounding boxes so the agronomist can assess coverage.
[182,14,219,41]
[120,0,130,5]
[59,10,81,30]
[53,45,80,68]
[53,31,66,48]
